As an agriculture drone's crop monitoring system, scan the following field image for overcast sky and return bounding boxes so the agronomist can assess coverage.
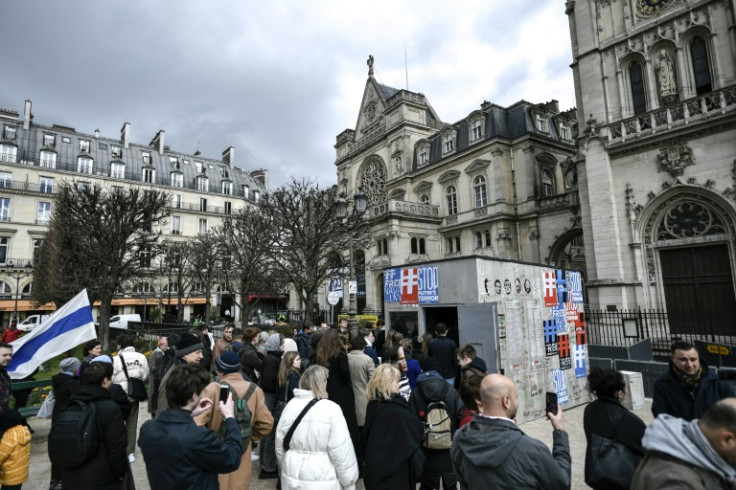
[1,1,575,189]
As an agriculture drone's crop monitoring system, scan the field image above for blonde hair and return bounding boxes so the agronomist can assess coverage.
[366,364,401,402]
[278,351,300,387]
[299,364,329,399]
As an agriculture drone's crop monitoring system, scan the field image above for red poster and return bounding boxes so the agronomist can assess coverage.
[543,271,557,307]
[400,268,419,305]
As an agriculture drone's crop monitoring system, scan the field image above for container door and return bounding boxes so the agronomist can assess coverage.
[458,303,499,373]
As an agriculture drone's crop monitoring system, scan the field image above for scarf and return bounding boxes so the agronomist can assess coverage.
[671,363,703,391]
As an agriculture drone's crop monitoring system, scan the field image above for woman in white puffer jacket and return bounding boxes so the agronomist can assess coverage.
[275,364,359,490]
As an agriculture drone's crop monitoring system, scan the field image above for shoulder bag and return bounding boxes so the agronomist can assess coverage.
[584,407,642,490]
[119,354,148,401]
[283,398,319,451]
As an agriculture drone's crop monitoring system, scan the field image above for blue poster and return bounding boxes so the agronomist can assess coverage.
[384,268,401,303]
[553,369,569,405]
[417,266,439,304]
[574,344,587,378]
[568,271,583,304]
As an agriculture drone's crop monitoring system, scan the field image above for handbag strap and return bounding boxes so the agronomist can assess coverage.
[284,398,319,451]
[119,354,131,380]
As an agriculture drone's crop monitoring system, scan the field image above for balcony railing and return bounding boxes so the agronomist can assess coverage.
[604,84,736,145]
[367,199,441,221]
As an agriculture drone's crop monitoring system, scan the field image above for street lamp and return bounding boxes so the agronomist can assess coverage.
[335,190,368,333]
[4,262,33,325]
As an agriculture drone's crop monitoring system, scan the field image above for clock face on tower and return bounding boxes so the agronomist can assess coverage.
[636,0,675,17]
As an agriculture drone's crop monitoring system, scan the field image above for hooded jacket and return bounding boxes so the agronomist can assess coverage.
[652,361,735,421]
[0,419,31,485]
[631,414,736,490]
[451,415,571,490]
[61,385,128,490]
[259,334,283,394]
[460,357,487,381]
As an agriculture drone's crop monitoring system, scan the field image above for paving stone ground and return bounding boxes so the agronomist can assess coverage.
[27,399,654,489]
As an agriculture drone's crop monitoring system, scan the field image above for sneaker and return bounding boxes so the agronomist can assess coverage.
[251,452,260,462]
[128,453,136,463]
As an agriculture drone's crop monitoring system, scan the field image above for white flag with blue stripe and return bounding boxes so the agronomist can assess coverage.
[7,289,96,379]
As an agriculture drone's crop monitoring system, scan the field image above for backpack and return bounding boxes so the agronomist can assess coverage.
[48,399,98,468]
[422,400,453,450]
[150,353,177,411]
[218,382,257,453]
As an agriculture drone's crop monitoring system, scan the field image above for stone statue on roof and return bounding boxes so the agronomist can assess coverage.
[367,55,374,76]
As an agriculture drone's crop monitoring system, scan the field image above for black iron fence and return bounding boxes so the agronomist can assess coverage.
[585,307,736,356]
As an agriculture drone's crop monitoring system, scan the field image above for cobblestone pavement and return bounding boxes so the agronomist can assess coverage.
[27,399,654,489]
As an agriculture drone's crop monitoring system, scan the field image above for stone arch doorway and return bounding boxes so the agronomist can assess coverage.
[641,189,736,338]
[549,228,587,281]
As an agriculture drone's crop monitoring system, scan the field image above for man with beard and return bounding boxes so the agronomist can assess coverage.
[451,374,570,489]
[652,342,735,421]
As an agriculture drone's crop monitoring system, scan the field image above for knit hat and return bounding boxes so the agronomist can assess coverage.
[176,333,204,357]
[283,338,298,353]
[215,351,241,374]
[59,357,81,373]
[90,354,113,364]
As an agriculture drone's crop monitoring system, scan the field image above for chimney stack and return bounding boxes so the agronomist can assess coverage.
[23,100,32,130]
[121,122,130,149]
[149,130,165,156]
[251,169,269,190]
[222,146,234,167]
[95,129,100,139]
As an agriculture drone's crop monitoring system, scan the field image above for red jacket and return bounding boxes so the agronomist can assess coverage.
[0,329,19,343]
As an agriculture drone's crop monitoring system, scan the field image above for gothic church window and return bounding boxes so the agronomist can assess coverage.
[630,62,647,115]
[690,37,712,95]
[359,156,387,206]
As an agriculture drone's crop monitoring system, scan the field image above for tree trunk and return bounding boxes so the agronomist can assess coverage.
[303,290,315,326]
[98,295,113,351]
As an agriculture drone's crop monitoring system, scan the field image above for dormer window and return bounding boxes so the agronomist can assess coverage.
[169,157,180,169]
[220,168,229,179]
[197,176,209,192]
[195,161,203,174]
[222,181,232,195]
[243,185,250,199]
[3,127,16,140]
[559,123,570,141]
[535,114,548,133]
[111,146,122,159]
[142,151,151,164]
[469,117,484,142]
[443,133,455,154]
[111,162,125,179]
[170,172,183,188]
[77,156,93,174]
[79,140,90,153]
[43,134,55,147]
[143,168,155,184]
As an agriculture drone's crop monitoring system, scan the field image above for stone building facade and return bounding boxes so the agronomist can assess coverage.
[566,0,736,332]
[0,99,268,324]
[333,59,578,318]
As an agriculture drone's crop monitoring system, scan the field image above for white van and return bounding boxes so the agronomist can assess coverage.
[18,314,50,332]
[109,314,142,329]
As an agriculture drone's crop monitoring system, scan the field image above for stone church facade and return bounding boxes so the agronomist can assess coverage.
[333,59,579,316]
[566,0,736,332]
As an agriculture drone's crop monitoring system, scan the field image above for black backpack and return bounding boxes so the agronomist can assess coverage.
[49,399,98,468]
[150,353,177,411]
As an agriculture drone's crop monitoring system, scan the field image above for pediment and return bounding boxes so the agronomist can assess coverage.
[413,181,433,193]
[464,159,491,175]
[439,170,461,184]
[389,188,406,200]
[355,78,392,136]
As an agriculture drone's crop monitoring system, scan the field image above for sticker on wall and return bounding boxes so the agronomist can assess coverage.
[574,344,587,378]
[498,314,506,339]
[553,368,569,405]
[568,271,583,304]
[383,269,401,303]
[552,304,566,333]
[556,269,568,304]
[543,270,557,307]
[544,320,558,356]
[384,266,439,305]
[558,334,572,370]
[575,322,587,346]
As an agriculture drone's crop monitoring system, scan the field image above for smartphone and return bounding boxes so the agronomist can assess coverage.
[545,391,558,415]
[219,384,230,403]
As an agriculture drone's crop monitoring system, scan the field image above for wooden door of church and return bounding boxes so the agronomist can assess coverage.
[660,244,736,338]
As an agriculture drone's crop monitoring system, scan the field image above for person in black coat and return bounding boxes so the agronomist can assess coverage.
[316,329,362,471]
[238,327,264,383]
[583,367,647,490]
[258,333,283,478]
[59,362,128,490]
[363,364,424,490]
[409,357,464,490]
[48,357,80,490]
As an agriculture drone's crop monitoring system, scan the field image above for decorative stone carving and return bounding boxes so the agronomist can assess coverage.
[359,156,387,206]
[655,49,677,101]
[367,54,374,76]
[657,143,695,177]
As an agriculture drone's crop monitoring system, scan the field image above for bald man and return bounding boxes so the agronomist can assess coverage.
[450,374,571,489]
[632,398,736,489]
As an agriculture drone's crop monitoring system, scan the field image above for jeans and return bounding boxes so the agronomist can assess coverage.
[260,392,278,472]
[420,472,457,490]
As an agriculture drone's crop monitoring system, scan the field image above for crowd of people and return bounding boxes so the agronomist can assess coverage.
[0,320,733,489]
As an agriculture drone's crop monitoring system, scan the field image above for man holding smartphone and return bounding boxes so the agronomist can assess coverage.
[139,363,242,489]
[451,374,571,489]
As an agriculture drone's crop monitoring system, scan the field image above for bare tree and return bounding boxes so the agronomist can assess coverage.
[258,178,367,325]
[189,230,222,323]
[32,182,169,349]
[216,207,285,324]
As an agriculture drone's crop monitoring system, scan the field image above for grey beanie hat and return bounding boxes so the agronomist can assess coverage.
[60,357,81,373]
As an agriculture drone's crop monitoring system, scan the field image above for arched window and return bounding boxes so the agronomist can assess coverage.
[411,237,418,254]
[474,175,487,208]
[446,186,458,215]
[690,37,712,95]
[419,238,426,254]
[630,62,647,115]
[420,194,429,204]
[541,169,555,197]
